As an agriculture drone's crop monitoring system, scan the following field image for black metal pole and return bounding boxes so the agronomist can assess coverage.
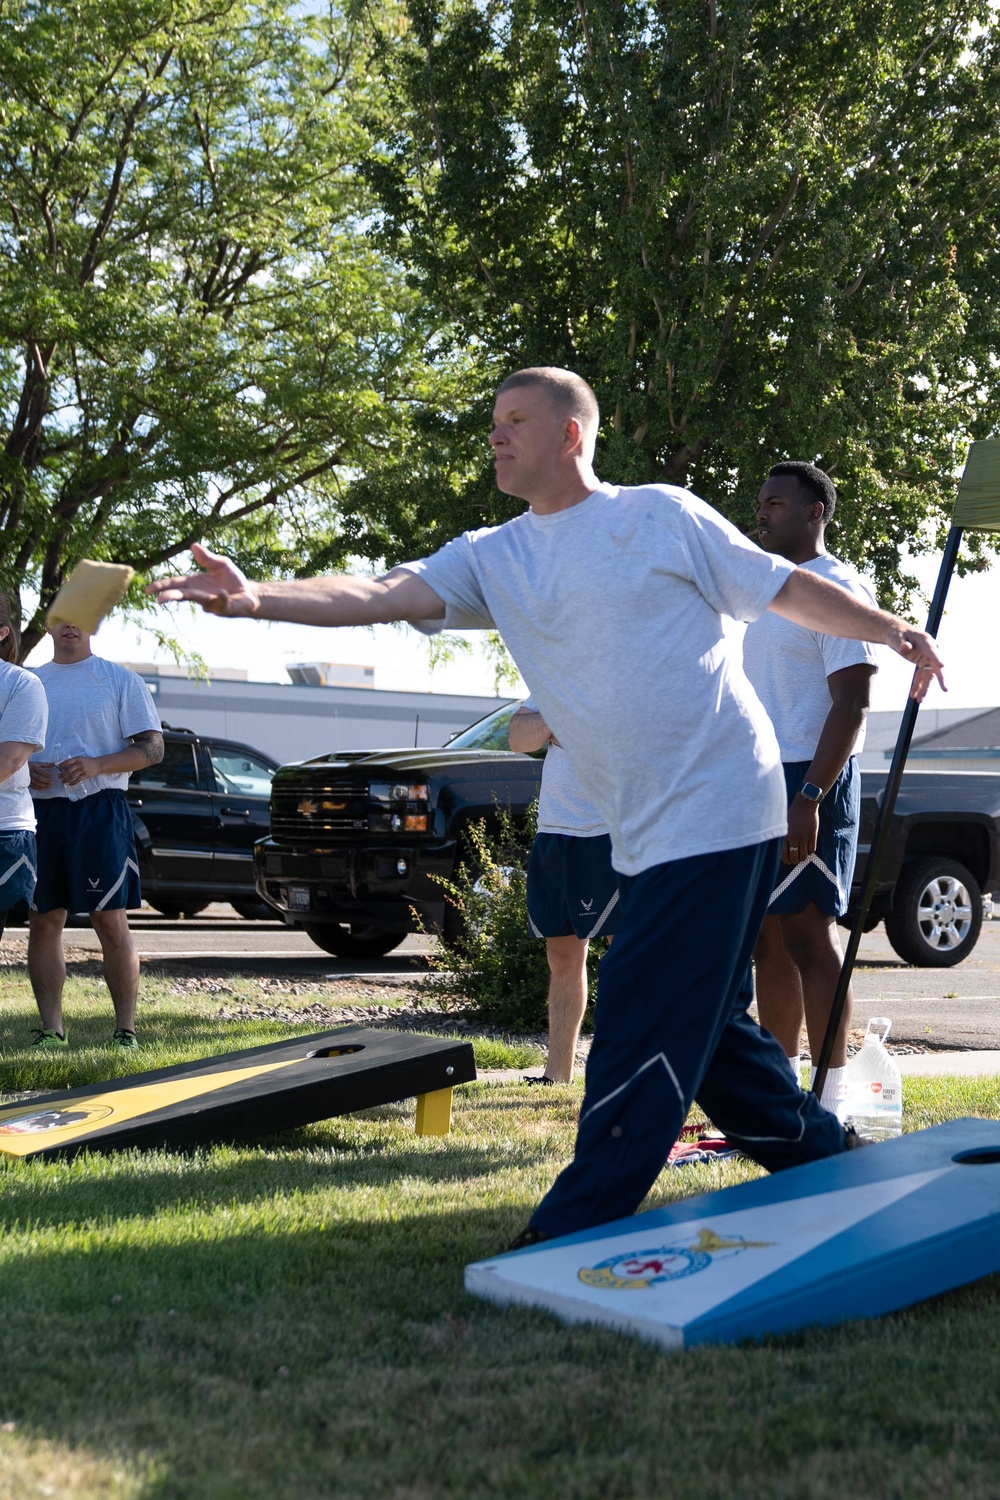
[811,525,964,1097]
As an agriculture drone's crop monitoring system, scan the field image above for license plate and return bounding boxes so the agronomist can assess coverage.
[287,886,310,911]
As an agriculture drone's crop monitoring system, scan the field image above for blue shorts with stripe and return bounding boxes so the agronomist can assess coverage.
[527,832,621,940]
[32,790,141,915]
[767,758,860,918]
[0,830,37,913]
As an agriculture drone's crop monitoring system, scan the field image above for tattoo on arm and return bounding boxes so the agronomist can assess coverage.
[131,730,164,767]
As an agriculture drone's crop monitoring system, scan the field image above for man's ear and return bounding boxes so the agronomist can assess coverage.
[564,416,584,454]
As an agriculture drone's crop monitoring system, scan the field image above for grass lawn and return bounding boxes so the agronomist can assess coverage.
[2,971,1000,1499]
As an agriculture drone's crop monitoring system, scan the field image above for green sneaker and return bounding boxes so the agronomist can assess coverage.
[111,1028,139,1049]
[31,1028,68,1048]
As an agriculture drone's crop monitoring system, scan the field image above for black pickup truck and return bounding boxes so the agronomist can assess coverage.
[253,702,1000,966]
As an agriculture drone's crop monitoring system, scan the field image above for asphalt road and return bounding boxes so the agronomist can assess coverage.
[46,904,1000,1051]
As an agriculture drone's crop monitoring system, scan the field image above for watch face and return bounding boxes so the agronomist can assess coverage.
[801,783,823,802]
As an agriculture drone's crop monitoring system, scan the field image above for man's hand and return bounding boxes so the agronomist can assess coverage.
[896,631,946,701]
[57,755,99,788]
[29,762,56,790]
[146,543,260,617]
[783,797,819,866]
[769,572,946,698]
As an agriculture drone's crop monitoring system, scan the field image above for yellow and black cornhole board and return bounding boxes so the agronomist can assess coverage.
[0,1027,476,1161]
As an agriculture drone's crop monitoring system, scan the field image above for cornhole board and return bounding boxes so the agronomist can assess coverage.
[466,1119,1000,1351]
[0,1027,476,1161]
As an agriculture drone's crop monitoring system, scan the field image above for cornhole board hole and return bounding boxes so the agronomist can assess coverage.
[466,1119,1000,1351]
[0,1027,476,1161]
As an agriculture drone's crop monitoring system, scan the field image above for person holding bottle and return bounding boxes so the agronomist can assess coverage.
[28,620,162,1049]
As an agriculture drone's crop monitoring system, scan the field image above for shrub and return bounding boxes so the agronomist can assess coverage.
[425,806,606,1033]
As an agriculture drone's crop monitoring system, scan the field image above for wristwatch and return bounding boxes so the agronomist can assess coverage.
[798,782,825,804]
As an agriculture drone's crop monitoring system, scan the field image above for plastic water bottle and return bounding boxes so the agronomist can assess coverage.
[844,1017,903,1141]
[50,741,86,802]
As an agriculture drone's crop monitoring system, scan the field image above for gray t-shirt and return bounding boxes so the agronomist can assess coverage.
[30,655,160,800]
[742,554,879,761]
[0,662,48,830]
[521,696,607,837]
[403,483,795,875]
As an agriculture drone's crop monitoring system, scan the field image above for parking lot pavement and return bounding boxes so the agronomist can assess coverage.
[19,904,1000,1051]
[849,920,1000,1050]
[40,905,437,974]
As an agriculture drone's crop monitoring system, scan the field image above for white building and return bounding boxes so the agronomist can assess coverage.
[127,664,512,766]
[857,706,997,770]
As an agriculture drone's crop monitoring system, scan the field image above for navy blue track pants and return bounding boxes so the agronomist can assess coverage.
[531,837,845,1237]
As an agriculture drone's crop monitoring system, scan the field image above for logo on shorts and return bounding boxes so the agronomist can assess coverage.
[577,1228,772,1290]
[88,877,102,890]
[580,898,594,912]
[0,1104,113,1136]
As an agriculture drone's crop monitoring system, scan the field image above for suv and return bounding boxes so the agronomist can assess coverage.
[127,725,279,917]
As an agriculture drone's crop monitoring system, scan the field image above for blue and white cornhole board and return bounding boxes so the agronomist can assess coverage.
[466,1120,1000,1350]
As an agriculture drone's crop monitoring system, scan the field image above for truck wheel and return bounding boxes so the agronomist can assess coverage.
[303,923,402,959]
[883,857,983,967]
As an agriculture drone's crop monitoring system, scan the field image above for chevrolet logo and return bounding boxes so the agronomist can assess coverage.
[297,799,318,817]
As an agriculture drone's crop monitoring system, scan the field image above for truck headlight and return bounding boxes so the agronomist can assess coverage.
[369,781,430,803]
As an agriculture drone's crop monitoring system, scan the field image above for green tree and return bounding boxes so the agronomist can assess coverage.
[358,0,1000,602]
[0,0,461,655]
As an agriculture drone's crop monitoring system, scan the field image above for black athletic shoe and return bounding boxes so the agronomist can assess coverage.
[523,1074,557,1086]
[844,1124,871,1150]
[508,1225,551,1251]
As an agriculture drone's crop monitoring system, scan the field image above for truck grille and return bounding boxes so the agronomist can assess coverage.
[270,777,369,843]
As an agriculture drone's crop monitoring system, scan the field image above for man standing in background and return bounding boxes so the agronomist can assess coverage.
[509,697,619,1084]
[28,621,163,1049]
[0,592,47,945]
[744,462,878,1119]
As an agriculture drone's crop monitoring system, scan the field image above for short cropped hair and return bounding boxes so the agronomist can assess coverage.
[767,461,837,522]
[496,367,600,455]
[0,591,20,663]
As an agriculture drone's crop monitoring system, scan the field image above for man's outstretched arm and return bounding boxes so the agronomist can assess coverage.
[146,543,447,626]
[769,569,945,700]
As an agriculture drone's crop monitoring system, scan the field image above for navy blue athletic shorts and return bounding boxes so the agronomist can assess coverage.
[0,830,37,913]
[32,791,141,915]
[527,832,620,940]
[767,758,860,918]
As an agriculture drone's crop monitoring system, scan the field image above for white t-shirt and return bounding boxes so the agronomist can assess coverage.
[30,655,160,800]
[741,554,879,761]
[402,483,795,876]
[521,696,607,837]
[0,661,48,830]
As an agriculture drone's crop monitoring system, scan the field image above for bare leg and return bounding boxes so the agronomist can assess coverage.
[777,904,851,1069]
[544,934,590,1082]
[28,909,69,1033]
[89,908,139,1032]
[753,913,805,1058]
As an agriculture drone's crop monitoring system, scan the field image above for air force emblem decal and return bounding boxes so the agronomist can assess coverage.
[578,1228,772,1290]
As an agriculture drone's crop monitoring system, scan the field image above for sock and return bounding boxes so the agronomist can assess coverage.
[786,1053,801,1087]
[819,1065,848,1122]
